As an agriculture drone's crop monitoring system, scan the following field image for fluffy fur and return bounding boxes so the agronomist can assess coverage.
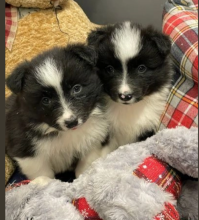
[87,21,173,147]
[75,22,173,176]
[5,44,109,180]
[5,127,198,220]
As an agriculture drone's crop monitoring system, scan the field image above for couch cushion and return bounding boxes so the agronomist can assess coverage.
[159,0,198,129]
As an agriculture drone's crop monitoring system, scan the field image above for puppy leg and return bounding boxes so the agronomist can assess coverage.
[31,176,54,186]
[15,156,54,180]
[75,148,102,177]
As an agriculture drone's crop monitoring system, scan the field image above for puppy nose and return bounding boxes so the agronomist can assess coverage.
[118,93,133,102]
[64,118,78,129]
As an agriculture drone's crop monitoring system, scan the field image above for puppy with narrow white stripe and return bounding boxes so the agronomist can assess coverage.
[6,44,109,180]
[74,22,173,177]
[87,21,173,146]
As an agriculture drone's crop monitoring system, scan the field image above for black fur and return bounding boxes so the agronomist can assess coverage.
[101,134,110,147]
[137,130,155,142]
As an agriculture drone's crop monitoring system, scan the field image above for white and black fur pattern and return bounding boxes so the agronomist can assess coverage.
[6,44,109,180]
[74,22,173,177]
[86,21,173,150]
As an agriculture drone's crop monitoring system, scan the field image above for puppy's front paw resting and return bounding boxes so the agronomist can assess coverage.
[31,176,54,186]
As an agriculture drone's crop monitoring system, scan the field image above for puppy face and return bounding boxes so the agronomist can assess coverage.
[6,44,102,131]
[88,21,172,104]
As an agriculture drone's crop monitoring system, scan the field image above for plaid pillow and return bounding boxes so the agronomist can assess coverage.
[5,4,18,51]
[159,0,198,130]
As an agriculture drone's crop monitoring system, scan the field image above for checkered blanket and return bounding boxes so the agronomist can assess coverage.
[159,0,198,129]
[5,4,18,51]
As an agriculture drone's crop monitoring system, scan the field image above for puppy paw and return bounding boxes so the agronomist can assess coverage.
[31,176,54,186]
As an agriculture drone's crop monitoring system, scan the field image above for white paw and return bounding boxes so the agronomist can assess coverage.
[31,176,54,186]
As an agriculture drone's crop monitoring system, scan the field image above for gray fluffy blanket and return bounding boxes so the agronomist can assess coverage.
[6,126,198,220]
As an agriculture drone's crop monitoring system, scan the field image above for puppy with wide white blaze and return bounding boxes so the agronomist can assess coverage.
[87,21,173,146]
[6,44,109,180]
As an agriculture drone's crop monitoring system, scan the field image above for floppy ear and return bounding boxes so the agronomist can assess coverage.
[70,44,98,66]
[6,61,29,94]
[144,26,172,57]
[87,26,112,47]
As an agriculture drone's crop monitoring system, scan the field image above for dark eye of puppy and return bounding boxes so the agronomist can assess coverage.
[105,65,115,74]
[72,84,82,94]
[41,97,51,106]
[137,65,147,73]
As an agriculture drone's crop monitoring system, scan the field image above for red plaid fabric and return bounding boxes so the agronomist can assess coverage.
[155,203,179,220]
[73,198,102,220]
[159,0,198,129]
[72,156,181,220]
[133,156,181,220]
[5,4,18,51]
[5,180,31,192]
[133,156,182,200]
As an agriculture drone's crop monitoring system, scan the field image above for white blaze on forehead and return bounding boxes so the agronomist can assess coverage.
[111,21,142,62]
[111,22,141,95]
[118,64,132,95]
[36,58,74,126]
[36,58,62,89]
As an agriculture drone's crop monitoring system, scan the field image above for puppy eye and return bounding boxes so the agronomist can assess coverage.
[105,65,114,74]
[72,84,82,94]
[42,97,51,105]
[137,65,147,73]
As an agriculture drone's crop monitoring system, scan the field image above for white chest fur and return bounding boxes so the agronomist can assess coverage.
[15,114,108,179]
[75,87,170,177]
[106,87,169,147]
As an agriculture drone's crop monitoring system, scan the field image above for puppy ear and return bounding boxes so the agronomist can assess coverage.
[6,61,29,94]
[151,34,171,57]
[87,26,112,47]
[144,26,171,57]
[71,44,97,65]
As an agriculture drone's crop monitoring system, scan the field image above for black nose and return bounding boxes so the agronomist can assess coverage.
[64,119,78,129]
[118,93,133,102]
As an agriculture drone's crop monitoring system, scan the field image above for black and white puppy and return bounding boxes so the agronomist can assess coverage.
[87,21,173,146]
[6,44,109,180]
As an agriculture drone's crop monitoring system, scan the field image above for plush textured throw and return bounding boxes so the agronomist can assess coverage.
[6,127,198,220]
